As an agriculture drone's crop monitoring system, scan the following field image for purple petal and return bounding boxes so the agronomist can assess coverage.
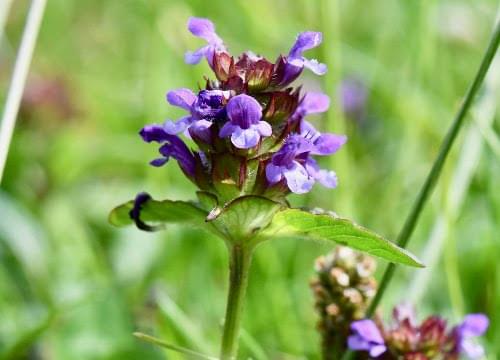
[219,122,237,138]
[460,314,489,338]
[311,133,347,155]
[282,161,314,194]
[254,121,272,136]
[347,335,371,351]
[300,120,321,141]
[188,119,213,144]
[226,94,263,128]
[150,157,169,167]
[185,18,225,67]
[369,345,387,358]
[184,46,209,65]
[288,31,323,60]
[266,164,283,184]
[163,116,192,135]
[192,89,228,119]
[305,158,338,188]
[461,340,485,359]
[140,124,168,142]
[230,127,260,149]
[351,320,384,344]
[166,88,196,111]
[187,17,222,44]
[302,58,327,75]
[157,135,196,177]
[298,92,330,115]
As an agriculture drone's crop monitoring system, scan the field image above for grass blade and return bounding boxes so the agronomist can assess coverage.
[133,332,218,360]
[0,0,47,182]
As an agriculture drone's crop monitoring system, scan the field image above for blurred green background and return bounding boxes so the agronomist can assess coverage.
[0,0,499,359]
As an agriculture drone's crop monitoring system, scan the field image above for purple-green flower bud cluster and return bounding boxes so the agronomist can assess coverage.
[348,306,489,359]
[140,17,346,204]
[311,246,378,359]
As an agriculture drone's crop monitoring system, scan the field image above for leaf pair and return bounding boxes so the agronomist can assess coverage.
[108,194,423,267]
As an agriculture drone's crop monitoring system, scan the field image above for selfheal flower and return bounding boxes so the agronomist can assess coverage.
[185,17,226,67]
[273,32,327,87]
[266,135,315,193]
[348,319,387,357]
[164,88,228,138]
[450,314,489,359]
[219,94,272,149]
[266,119,346,193]
[140,124,196,177]
[288,32,327,74]
[289,91,330,128]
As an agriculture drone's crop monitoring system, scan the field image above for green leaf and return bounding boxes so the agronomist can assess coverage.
[209,195,284,242]
[261,209,424,267]
[108,198,207,229]
[196,191,219,212]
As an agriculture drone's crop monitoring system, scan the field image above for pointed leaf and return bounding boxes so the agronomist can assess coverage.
[261,209,423,267]
[108,198,207,228]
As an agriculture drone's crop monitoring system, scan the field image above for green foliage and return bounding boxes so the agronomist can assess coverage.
[108,198,207,228]
[208,195,284,242]
[261,209,423,267]
[1,0,498,358]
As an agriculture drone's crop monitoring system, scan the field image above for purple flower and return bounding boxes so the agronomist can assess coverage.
[347,320,387,358]
[274,32,327,87]
[140,124,196,177]
[219,94,272,149]
[185,17,226,67]
[164,88,229,138]
[265,124,346,193]
[289,91,330,126]
[288,32,327,75]
[452,314,489,359]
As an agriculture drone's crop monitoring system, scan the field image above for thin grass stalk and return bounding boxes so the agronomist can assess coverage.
[407,55,499,304]
[0,0,47,183]
[341,18,499,360]
[133,332,218,360]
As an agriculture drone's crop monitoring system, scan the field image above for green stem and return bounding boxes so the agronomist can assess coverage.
[220,244,253,360]
[341,18,499,360]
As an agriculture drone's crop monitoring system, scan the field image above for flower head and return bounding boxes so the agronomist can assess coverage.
[348,309,489,359]
[139,17,344,203]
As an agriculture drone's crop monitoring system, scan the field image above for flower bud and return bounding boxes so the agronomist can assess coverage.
[311,247,377,359]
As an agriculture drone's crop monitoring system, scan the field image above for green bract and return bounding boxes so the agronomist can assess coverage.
[109,195,423,267]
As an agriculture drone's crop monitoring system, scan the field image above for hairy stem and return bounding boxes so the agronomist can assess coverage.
[220,244,253,360]
[341,17,499,360]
